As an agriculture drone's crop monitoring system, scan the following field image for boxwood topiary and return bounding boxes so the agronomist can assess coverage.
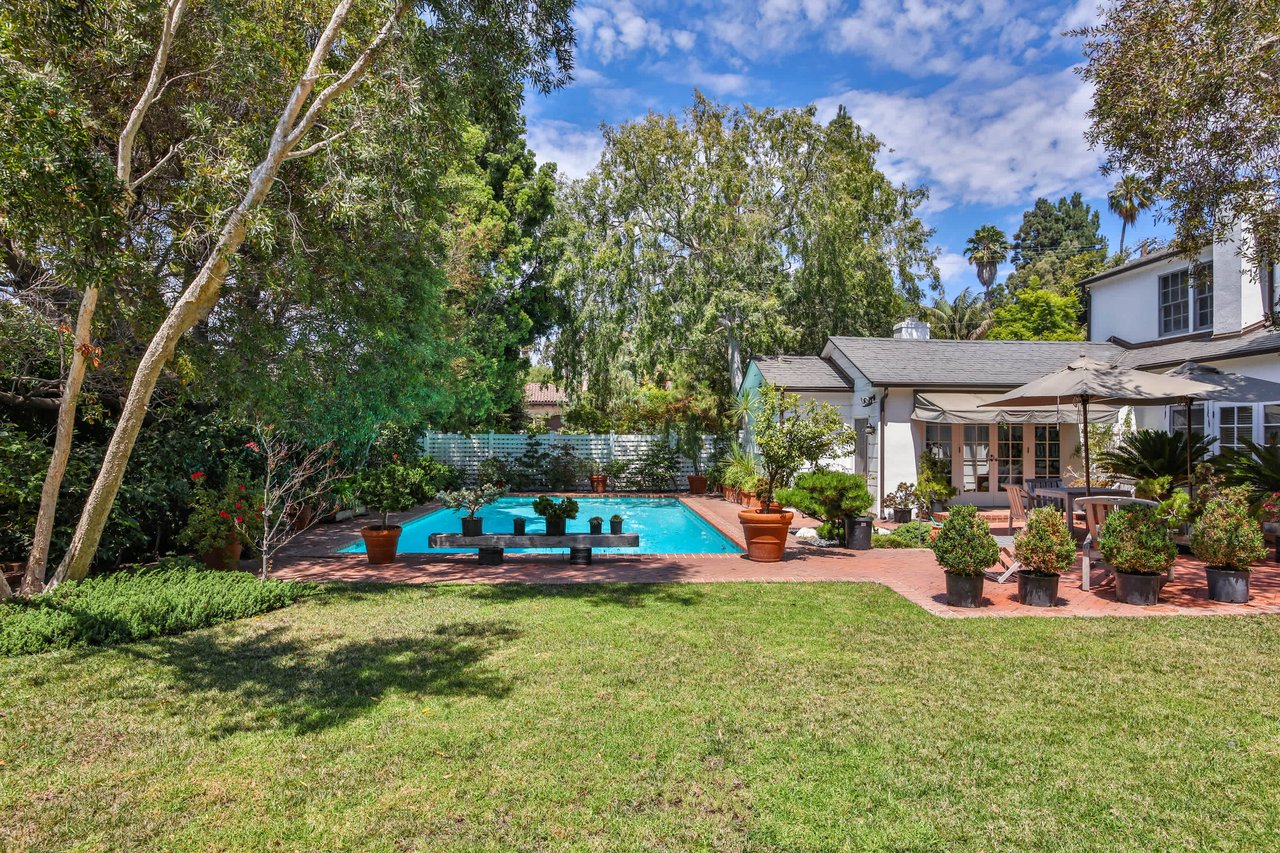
[932,505,998,576]
[1191,488,1267,571]
[1098,503,1176,575]
[1013,507,1076,576]
[891,521,934,547]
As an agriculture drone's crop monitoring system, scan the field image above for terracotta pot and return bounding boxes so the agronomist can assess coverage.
[361,525,402,565]
[290,503,315,532]
[687,475,707,495]
[589,475,608,494]
[738,508,794,562]
[201,536,243,571]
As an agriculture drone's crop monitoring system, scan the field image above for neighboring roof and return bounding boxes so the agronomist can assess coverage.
[751,356,852,391]
[825,337,1123,388]
[1114,325,1280,369]
[1077,245,1185,289]
[523,382,567,405]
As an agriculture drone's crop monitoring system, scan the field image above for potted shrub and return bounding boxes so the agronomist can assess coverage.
[1191,488,1267,603]
[933,505,999,608]
[532,496,579,536]
[738,385,857,562]
[1012,507,1075,607]
[588,461,609,494]
[677,419,709,494]
[775,470,874,550]
[589,516,604,535]
[1099,503,1177,605]
[477,456,508,489]
[917,451,957,514]
[435,484,507,536]
[180,472,262,570]
[355,463,422,564]
[610,514,623,534]
[884,483,917,524]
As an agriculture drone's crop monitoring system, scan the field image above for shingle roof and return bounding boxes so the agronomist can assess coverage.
[1077,245,1182,289]
[1114,325,1280,369]
[825,337,1124,387]
[524,382,567,405]
[752,356,852,390]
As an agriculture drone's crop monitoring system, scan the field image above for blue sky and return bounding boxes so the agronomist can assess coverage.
[524,0,1169,297]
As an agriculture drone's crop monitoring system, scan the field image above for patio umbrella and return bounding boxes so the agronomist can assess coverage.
[1166,362,1280,492]
[979,357,1217,495]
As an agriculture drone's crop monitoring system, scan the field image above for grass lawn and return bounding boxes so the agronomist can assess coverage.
[4,581,1280,850]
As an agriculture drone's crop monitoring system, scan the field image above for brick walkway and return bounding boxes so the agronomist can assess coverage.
[273,494,1280,619]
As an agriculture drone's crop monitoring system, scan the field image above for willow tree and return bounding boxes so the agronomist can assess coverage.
[550,96,937,412]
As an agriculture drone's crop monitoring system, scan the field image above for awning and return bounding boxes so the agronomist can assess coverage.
[913,392,1119,424]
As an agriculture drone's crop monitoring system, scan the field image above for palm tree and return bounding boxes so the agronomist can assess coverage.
[1107,174,1155,255]
[923,289,994,340]
[963,225,1011,300]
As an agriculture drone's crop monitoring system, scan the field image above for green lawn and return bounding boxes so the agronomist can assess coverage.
[4,582,1280,850]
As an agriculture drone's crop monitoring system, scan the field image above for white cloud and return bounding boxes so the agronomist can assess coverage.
[650,59,758,98]
[574,3,671,64]
[813,68,1106,210]
[571,66,610,87]
[526,120,604,180]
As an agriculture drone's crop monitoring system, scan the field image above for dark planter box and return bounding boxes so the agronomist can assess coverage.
[461,516,483,537]
[513,517,526,535]
[945,572,984,608]
[1206,567,1249,603]
[1115,571,1162,606]
[892,508,912,524]
[610,518,623,535]
[544,517,567,537]
[1017,571,1059,607]
[843,514,873,550]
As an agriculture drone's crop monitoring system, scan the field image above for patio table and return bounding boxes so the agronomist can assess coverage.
[1033,486,1131,516]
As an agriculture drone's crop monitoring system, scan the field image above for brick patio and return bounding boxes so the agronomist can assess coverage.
[272,494,1280,619]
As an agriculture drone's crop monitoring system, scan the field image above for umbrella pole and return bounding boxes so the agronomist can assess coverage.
[1083,396,1092,497]
[1186,398,1194,502]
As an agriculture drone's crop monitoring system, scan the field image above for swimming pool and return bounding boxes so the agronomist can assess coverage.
[339,496,742,555]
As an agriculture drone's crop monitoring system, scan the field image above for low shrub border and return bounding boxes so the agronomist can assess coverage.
[0,558,314,656]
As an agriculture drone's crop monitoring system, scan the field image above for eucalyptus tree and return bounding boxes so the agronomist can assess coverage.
[963,225,1011,300]
[550,96,937,412]
[1107,174,1155,255]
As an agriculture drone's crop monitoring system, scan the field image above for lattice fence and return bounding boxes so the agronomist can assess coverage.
[420,431,715,484]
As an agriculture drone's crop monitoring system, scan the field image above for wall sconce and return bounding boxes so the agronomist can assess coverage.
[864,423,877,435]
[860,394,877,407]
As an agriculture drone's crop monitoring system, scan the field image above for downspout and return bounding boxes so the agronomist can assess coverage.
[877,388,887,518]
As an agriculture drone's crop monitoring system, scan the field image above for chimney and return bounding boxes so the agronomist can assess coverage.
[893,319,930,340]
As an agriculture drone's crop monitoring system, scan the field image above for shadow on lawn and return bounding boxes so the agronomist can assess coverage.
[462,581,706,609]
[126,619,518,737]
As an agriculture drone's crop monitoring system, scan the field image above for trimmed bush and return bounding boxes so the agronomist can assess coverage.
[0,558,313,656]
[1191,489,1267,571]
[892,521,934,547]
[775,470,874,537]
[873,533,912,549]
[932,505,999,576]
[1099,504,1176,575]
[1013,507,1076,576]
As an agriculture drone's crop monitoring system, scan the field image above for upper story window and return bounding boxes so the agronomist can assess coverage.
[1158,263,1213,336]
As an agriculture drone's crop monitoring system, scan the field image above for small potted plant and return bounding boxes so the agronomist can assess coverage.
[355,462,422,564]
[478,456,508,489]
[180,472,262,570]
[532,496,579,536]
[917,451,957,514]
[933,504,999,608]
[884,483,918,524]
[677,419,709,494]
[1013,507,1075,607]
[588,516,604,534]
[610,513,623,534]
[1099,503,1177,605]
[435,484,507,536]
[1191,488,1267,603]
[589,462,609,494]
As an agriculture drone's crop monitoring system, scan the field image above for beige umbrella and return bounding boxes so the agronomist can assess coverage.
[980,357,1218,494]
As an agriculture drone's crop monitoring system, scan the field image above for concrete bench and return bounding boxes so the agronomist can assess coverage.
[426,533,640,565]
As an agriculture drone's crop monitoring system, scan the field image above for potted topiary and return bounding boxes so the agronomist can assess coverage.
[532,496,579,536]
[1099,503,1177,605]
[933,504,999,607]
[355,462,423,564]
[435,484,507,536]
[589,516,604,535]
[884,483,918,524]
[610,514,623,534]
[1013,507,1075,607]
[775,470,874,550]
[738,385,858,562]
[1191,488,1267,603]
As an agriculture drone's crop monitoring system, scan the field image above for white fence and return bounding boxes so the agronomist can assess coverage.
[420,431,715,485]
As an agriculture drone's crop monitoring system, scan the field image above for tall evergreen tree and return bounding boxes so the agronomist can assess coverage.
[962,225,1011,300]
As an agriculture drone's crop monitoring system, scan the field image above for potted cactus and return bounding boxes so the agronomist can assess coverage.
[1099,503,1177,605]
[1192,488,1267,603]
[435,484,507,536]
[1013,507,1075,607]
[933,505,999,608]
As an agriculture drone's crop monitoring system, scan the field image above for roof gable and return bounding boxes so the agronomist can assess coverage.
[825,337,1124,387]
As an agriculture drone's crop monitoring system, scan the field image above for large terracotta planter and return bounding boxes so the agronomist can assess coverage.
[738,509,793,562]
[589,475,608,494]
[361,525,402,565]
[201,536,243,571]
[687,475,707,495]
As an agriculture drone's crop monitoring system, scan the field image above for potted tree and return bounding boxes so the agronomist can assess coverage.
[610,513,624,534]
[435,484,507,536]
[1191,488,1267,603]
[917,451,957,515]
[1099,503,1177,605]
[532,496,579,536]
[775,470,874,550]
[355,463,422,564]
[677,419,709,494]
[884,483,918,524]
[588,461,609,494]
[933,504,999,607]
[1012,507,1075,607]
[738,385,857,562]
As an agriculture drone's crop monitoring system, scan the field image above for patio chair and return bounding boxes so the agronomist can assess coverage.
[1025,477,1063,508]
[1003,484,1032,537]
[1076,496,1160,591]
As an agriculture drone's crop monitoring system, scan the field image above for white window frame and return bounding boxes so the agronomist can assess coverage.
[1158,265,1214,337]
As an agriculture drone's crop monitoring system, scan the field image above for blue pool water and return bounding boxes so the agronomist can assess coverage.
[339,496,741,555]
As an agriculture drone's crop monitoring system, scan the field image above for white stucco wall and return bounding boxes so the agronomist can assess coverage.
[1089,246,1215,344]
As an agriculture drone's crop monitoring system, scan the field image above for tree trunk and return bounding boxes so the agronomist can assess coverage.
[21,287,99,594]
[1118,220,1128,256]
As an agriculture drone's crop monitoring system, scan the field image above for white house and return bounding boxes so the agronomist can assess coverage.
[740,236,1280,516]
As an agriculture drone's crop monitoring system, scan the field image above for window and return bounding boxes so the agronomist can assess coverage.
[1193,263,1214,329]
[1170,403,1206,440]
[1159,270,1189,335]
[996,424,1023,487]
[1034,425,1061,477]
[924,423,952,483]
[1264,404,1280,447]
[1219,405,1254,453]
[962,424,989,493]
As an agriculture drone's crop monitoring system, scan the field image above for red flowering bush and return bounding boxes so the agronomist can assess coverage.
[179,470,264,555]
